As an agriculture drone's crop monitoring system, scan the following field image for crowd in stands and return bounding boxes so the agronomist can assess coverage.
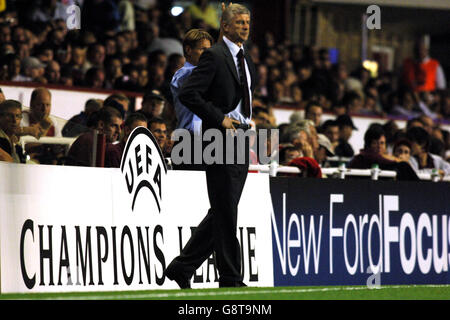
[0,0,449,180]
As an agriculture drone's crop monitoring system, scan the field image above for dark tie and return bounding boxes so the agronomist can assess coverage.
[237,49,251,118]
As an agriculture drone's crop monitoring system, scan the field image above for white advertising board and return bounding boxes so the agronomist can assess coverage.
[0,129,274,293]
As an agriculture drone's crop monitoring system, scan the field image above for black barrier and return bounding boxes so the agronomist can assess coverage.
[270,177,450,286]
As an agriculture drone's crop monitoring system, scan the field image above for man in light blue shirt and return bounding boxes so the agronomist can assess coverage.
[170,29,214,137]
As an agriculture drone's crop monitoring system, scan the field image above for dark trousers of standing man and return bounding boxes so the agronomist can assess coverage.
[167,128,250,285]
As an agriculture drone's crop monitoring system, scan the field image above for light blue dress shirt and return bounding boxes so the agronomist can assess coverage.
[170,61,202,136]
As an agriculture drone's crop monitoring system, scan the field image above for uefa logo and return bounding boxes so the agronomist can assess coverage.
[120,127,167,212]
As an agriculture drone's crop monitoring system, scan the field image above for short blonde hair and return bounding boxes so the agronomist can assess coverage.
[182,29,214,56]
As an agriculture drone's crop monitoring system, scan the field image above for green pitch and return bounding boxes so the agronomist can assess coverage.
[1,285,449,300]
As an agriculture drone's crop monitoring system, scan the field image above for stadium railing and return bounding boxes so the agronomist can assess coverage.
[247,163,450,181]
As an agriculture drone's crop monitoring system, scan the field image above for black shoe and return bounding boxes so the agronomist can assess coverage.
[164,264,191,289]
[219,281,247,288]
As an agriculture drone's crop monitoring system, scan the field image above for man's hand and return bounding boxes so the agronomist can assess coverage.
[221,116,240,131]
[20,125,43,139]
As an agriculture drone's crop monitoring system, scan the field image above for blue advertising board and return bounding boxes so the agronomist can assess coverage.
[270,177,450,286]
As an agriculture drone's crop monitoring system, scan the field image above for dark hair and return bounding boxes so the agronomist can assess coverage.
[429,137,445,157]
[321,119,338,132]
[406,117,423,130]
[304,100,322,115]
[124,112,148,128]
[279,146,300,164]
[0,99,22,113]
[393,138,412,154]
[88,106,122,128]
[342,91,362,107]
[148,117,166,128]
[364,124,385,150]
[406,126,430,152]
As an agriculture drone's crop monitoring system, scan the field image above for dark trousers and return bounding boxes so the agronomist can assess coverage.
[169,130,250,283]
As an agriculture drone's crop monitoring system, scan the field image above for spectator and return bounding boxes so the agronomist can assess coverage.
[66,107,123,167]
[138,90,166,120]
[148,117,169,157]
[343,91,363,115]
[62,99,103,137]
[13,56,46,82]
[22,87,61,137]
[334,114,357,158]
[83,43,106,73]
[104,56,123,89]
[402,36,446,93]
[252,106,272,127]
[393,139,413,163]
[105,112,148,168]
[417,114,434,135]
[383,120,400,154]
[0,99,25,163]
[84,67,105,89]
[349,124,419,180]
[45,60,61,84]
[279,144,301,166]
[406,126,450,177]
[103,93,130,119]
[316,133,335,167]
[284,124,314,159]
[304,100,323,128]
[321,119,339,152]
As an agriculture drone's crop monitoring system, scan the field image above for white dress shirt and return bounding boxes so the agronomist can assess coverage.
[222,36,252,125]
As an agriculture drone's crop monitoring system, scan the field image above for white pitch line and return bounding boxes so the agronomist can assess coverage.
[26,284,450,300]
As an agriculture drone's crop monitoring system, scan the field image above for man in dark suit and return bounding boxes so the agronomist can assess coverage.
[164,3,256,288]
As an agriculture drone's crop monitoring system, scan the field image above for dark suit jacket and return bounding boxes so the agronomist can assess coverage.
[178,40,257,130]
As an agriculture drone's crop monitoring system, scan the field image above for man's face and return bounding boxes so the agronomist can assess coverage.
[284,149,300,164]
[340,125,353,141]
[72,48,86,66]
[306,105,322,127]
[369,135,386,155]
[93,45,105,65]
[394,144,411,162]
[324,125,339,143]
[124,120,147,141]
[150,123,167,149]
[47,62,60,83]
[224,13,250,45]
[149,100,164,117]
[31,91,51,121]
[0,107,22,136]
[315,146,327,164]
[102,116,122,143]
[420,116,434,135]
[188,38,211,66]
